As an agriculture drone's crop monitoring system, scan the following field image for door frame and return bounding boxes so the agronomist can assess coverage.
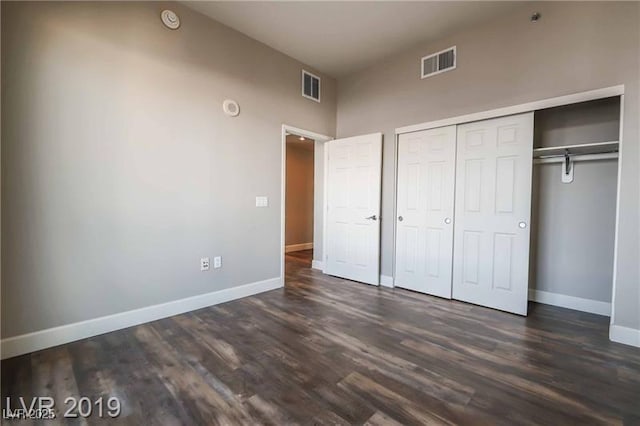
[281,125,333,281]
[390,133,400,287]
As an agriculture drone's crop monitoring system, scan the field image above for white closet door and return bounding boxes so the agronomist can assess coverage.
[452,112,534,315]
[325,133,382,285]
[395,126,456,298]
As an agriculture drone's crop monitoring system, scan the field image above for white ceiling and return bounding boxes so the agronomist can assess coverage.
[184,1,526,77]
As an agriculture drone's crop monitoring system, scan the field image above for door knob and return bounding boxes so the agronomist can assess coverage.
[366,215,377,221]
[398,216,403,222]
[518,221,527,229]
[444,218,452,224]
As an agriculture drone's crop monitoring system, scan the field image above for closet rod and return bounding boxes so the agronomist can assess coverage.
[532,140,619,155]
[533,152,618,165]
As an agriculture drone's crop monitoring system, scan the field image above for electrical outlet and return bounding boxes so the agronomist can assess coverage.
[200,257,210,271]
[255,196,269,207]
[213,256,222,269]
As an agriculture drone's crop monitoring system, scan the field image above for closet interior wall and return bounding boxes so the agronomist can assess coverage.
[530,97,621,310]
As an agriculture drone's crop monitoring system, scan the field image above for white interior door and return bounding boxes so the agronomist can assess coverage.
[452,112,534,315]
[395,126,456,298]
[325,133,382,285]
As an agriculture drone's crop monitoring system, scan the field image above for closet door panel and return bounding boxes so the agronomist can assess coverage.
[395,126,456,298]
[452,113,534,315]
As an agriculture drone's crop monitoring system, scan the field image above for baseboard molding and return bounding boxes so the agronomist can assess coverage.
[380,275,394,288]
[311,260,324,271]
[528,289,611,316]
[285,243,313,253]
[610,325,640,348]
[1,277,283,360]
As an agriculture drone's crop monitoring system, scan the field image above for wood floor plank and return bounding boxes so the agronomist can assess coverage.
[363,411,404,426]
[1,249,639,424]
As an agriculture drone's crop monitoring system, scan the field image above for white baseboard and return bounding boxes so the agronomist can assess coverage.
[528,289,611,316]
[0,277,283,360]
[311,260,324,271]
[285,243,313,253]
[610,325,640,348]
[380,275,394,288]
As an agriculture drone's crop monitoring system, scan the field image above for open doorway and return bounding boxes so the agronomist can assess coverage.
[285,132,315,267]
[280,125,332,281]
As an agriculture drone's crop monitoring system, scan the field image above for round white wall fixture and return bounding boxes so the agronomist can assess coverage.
[223,99,240,117]
[161,10,180,30]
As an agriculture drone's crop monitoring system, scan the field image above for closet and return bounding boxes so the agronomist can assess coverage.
[529,97,619,315]
[394,90,621,316]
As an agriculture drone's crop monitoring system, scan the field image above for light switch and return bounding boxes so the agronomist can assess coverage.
[255,196,269,207]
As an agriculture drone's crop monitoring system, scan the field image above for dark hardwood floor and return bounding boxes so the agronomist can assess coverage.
[2,249,640,424]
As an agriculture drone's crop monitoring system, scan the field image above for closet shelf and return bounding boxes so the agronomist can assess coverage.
[533,141,619,158]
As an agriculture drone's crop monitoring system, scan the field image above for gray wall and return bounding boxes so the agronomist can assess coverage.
[533,98,621,149]
[336,2,639,330]
[285,140,314,246]
[531,160,618,302]
[1,1,336,338]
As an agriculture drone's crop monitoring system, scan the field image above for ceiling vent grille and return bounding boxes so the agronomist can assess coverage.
[421,46,456,79]
[302,70,321,102]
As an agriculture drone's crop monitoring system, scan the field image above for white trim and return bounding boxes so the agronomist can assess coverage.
[380,275,394,288]
[281,127,286,281]
[609,94,624,327]
[391,133,400,286]
[284,125,332,144]
[528,290,611,316]
[322,140,329,273]
[311,260,324,271]
[421,46,456,79]
[396,85,625,134]
[285,243,313,253]
[0,277,282,360]
[301,69,321,103]
[281,125,333,281]
[609,325,640,348]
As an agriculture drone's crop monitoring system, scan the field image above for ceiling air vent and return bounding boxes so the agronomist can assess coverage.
[421,46,456,79]
[302,70,320,102]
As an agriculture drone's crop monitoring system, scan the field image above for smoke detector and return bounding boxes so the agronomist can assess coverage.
[222,99,240,117]
[161,10,180,30]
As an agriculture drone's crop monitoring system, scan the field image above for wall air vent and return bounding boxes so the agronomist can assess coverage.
[302,70,321,102]
[421,46,456,79]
